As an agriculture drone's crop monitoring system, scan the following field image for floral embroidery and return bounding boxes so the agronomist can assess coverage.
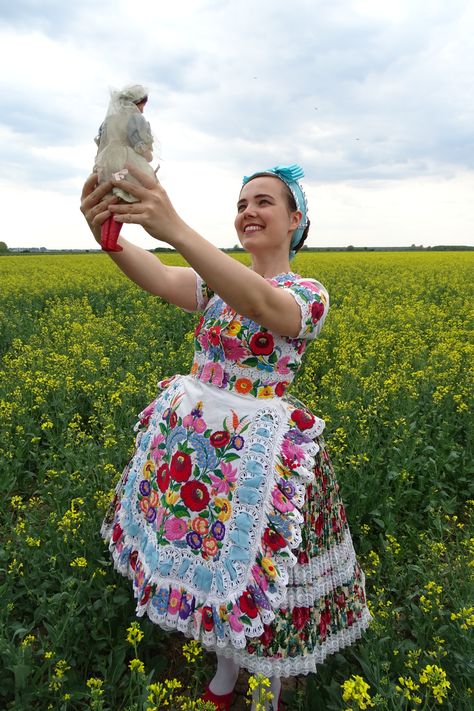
[191,272,329,399]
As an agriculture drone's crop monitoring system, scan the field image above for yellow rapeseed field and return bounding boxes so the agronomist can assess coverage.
[0,250,472,710]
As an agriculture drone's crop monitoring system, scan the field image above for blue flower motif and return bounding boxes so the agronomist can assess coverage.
[268,514,292,538]
[231,435,245,450]
[189,432,218,470]
[211,521,225,541]
[166,425,187,453]
[139,480,151,496]
[151,587,169,615]
[186,531,203,550]
[146,506,157,523]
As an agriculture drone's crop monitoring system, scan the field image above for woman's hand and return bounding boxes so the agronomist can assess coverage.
[108,164,185,245]
[80,174,117,243]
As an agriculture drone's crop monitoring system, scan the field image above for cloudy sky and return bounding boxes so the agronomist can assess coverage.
[1,0,473,250]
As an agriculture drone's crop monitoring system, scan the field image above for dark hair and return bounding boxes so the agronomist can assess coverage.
[244,173,310,253]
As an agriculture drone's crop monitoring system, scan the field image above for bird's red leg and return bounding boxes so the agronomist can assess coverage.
[106,219,123,252]
[100,216,123,252]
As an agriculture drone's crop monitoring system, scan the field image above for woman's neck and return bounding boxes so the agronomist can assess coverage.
[250,256,292,279]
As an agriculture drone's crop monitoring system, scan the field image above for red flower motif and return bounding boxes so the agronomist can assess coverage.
[170,451,192,482]
[112,523,123,543]
[129,550,138,570]
[347,609,354,626]
[297,551,309,565]
[275,381,289,397]
[169,411,177,428]
[181,481,210,512]
[315,512,324,537]
[156,463,170,492]
[210,430,231,448]
[263,528,287,551]
[249,331,274,356]
[140,584,152,606]
[260,624,274,646]
[194,315,205,338]
[311,300,325,323]
[239,590,258,619]
[292,606,310,631]
[319,617,327,639]
[321,607,331,625]
[208,325,222,345]
[202,606,214,631]
[291,408,315,431]
[336,592,346,609]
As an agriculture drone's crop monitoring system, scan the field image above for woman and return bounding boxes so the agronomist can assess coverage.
[80,163,371,710]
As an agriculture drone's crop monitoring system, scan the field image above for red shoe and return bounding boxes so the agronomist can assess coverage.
[201,686,234,710]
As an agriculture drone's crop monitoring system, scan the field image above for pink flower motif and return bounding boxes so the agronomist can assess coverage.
[209,461,238,495]
[272,488,294,513]
[164,517,188,540]
[183,414,207,433]
[200,361,224,386]
[222,336,248,362]
[154,507,165,531]
[228,604,244,632]
[281,438,306,465]
[151,433,165,448]
[193,418,206,433]
[150,434,165,463]
[276,355,291,374]
[183,414,194,428]
[252,564,269,591]
[168,588,182,615]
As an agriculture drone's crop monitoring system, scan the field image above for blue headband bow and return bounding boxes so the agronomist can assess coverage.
[242,163,308,259]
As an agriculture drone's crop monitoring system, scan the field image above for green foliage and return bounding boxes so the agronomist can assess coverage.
[0,251,473,709]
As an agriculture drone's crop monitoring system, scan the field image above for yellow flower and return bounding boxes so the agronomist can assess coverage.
[182,640,203,663]
[70,556,87,568]
[261,557,278,579]
[126,621,144,645]
[226,320,242,336]
[166,490,180,506]
[214,497,232,522]
[129,658,145,674]
[21,634,35,648]
[341,675,375,709]
[258,385,274,398]
[419,664,450,704]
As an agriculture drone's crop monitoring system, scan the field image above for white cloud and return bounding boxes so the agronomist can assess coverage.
[0,0,472,249]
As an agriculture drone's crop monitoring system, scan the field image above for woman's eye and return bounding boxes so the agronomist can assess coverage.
[259,199,270,205]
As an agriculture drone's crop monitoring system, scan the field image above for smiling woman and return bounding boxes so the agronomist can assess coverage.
[80,162,371,710]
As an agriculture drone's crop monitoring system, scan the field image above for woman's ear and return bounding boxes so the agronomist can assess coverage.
[290,210,303,229]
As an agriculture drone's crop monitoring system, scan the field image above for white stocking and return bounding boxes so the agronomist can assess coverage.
[208,653,240,695]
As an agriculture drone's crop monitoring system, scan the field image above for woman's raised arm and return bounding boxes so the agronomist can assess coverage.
[80,173,198,310]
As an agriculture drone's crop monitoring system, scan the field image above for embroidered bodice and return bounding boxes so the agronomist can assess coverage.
[190,272,329,399]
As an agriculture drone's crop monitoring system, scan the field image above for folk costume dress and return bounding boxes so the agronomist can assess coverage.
[101,271,372,676]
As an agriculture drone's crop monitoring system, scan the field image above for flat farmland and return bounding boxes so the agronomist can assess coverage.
[0,251,472,710]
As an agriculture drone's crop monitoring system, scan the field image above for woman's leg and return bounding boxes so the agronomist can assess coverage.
[208,653,240,694]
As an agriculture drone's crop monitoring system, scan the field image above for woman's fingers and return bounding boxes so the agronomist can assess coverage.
[124,162,159,189]
[80,176,114,215]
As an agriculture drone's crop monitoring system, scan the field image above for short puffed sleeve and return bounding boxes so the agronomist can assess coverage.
[193,270,215,311]
[282,277,330,339]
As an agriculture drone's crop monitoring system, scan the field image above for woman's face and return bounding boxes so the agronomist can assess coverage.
[234,176,302,255]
